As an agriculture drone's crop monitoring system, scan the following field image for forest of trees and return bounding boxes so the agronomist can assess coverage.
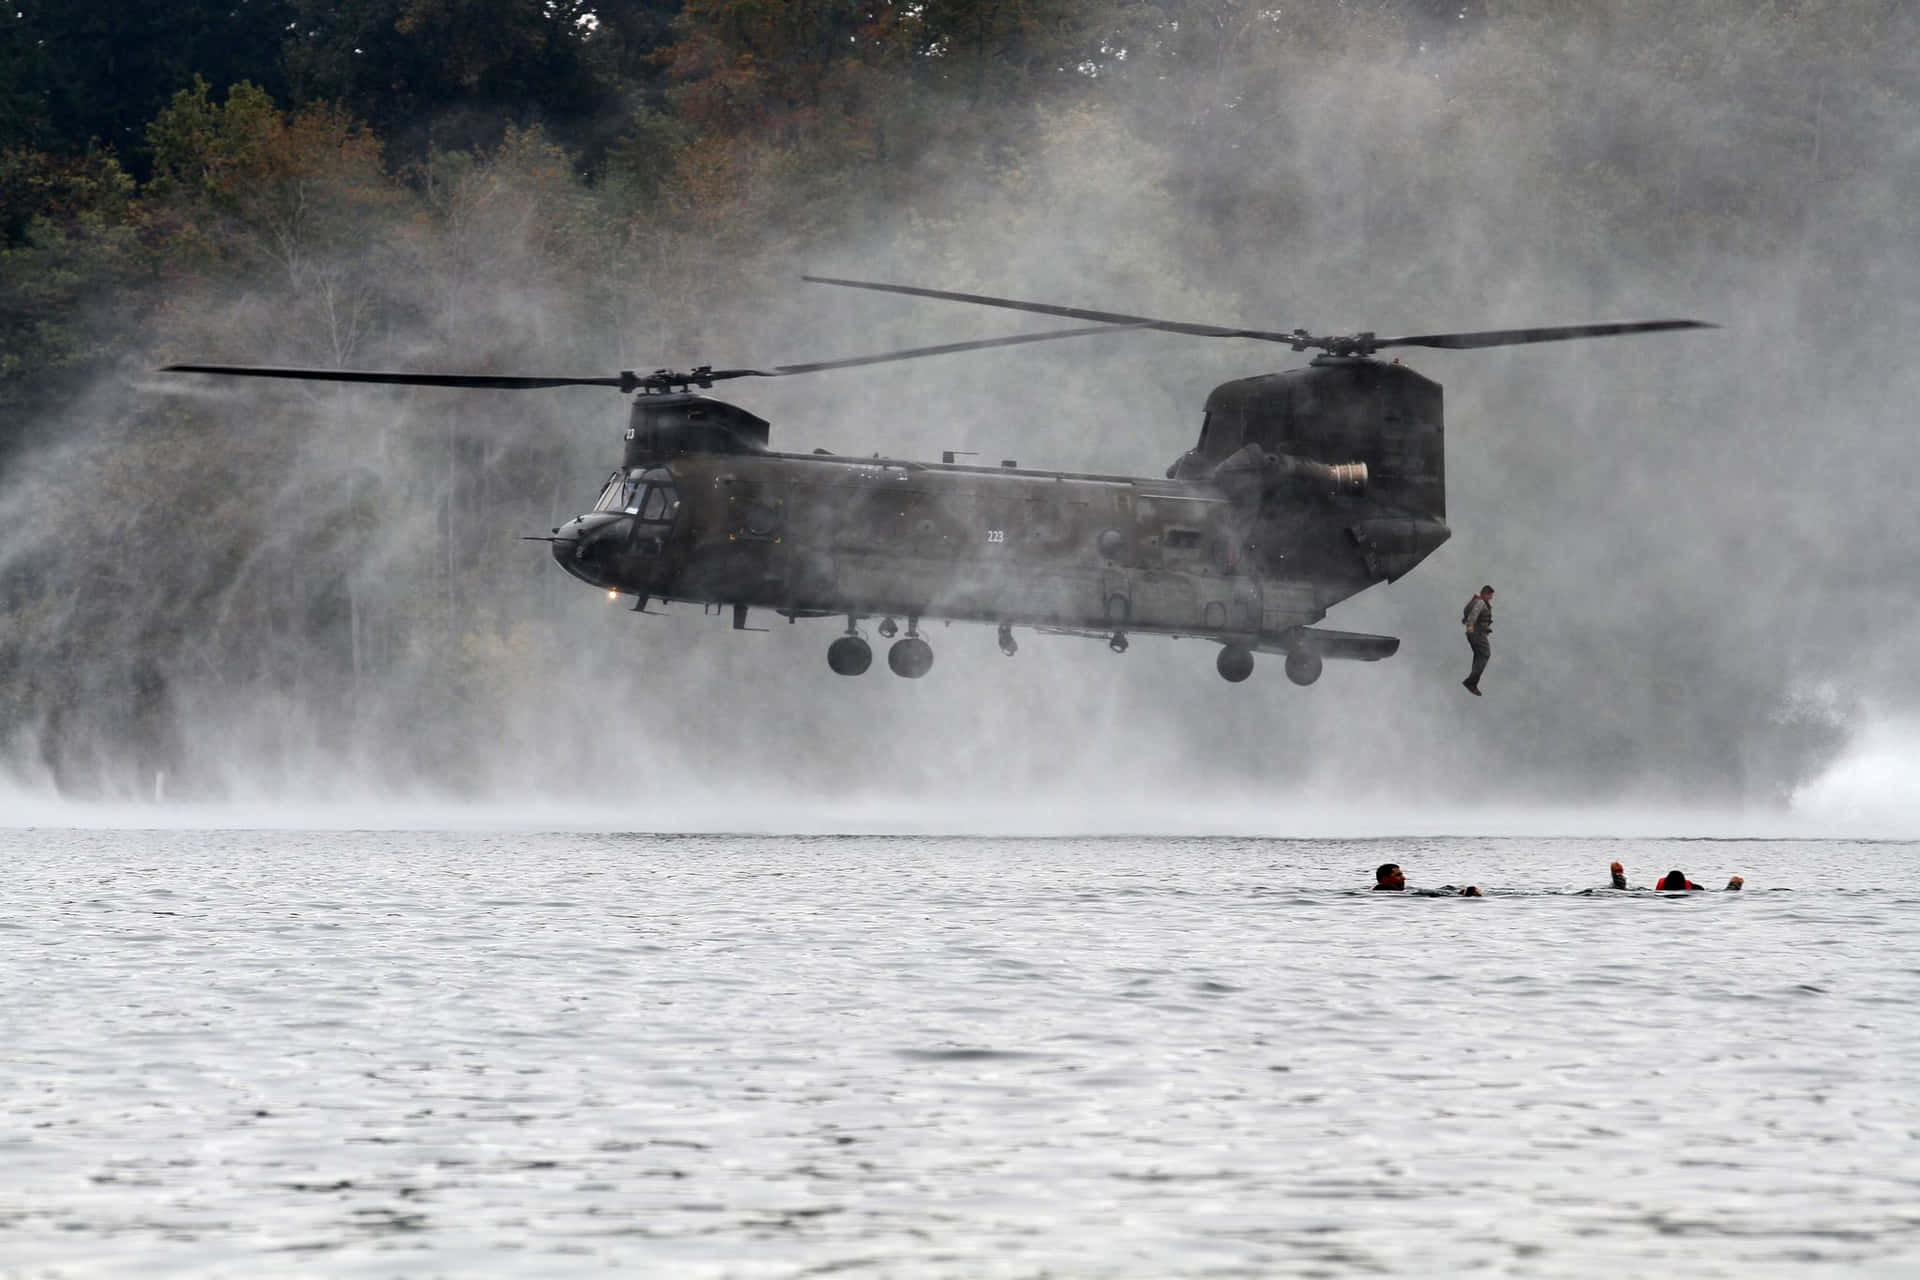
[2,1,1917,804]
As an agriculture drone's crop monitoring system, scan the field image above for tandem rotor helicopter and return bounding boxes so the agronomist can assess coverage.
[167,278,1709,684]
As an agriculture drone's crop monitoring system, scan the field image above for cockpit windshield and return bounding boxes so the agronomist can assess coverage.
[593,472,635,512]
[592,469,680,522]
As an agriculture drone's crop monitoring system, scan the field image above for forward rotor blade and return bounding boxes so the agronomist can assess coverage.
[803,275,1300,342]
[163,364,631,390]
[164,326,1146,392]
[712,324,1150,379]
[1375,320,1716,350]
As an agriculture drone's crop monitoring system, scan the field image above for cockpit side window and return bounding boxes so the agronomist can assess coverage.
[631,477,680,523]
[631,469,679,523]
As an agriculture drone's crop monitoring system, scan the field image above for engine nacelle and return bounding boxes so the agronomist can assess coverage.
[1188,358,1444,520]
[1209,443,1369,505]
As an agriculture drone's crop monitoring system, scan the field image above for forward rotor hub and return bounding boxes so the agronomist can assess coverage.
[1291,331,1380,358]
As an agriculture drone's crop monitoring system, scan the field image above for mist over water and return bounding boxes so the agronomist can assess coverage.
[1790,713,1920,834]
[2,6,1917,822]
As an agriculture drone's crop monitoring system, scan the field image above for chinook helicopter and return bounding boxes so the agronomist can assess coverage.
[166,278,1708,683]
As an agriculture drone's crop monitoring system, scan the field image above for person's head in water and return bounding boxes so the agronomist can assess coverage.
[1726,876,1744,891]
[1374,863,1405,891]
[1460,885,1482,897]
[1610,861,1627,890]
[1656,870,1699,891]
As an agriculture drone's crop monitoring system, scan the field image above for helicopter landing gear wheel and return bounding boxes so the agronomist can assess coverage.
[997,623,1017,657]
[888,636,934,678]
[1217,645,1255,683]
[827,634,872,676]
[878,616,899,639]
[1284,650,1323,687]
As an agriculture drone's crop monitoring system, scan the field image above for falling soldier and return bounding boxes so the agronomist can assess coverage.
[1462,585,1494,695]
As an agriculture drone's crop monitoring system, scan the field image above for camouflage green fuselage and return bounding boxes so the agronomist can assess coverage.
[662,452,1368,639]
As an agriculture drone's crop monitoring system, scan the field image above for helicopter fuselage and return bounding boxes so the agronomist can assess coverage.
[559,450,1371,631]
[551,361,1453,681]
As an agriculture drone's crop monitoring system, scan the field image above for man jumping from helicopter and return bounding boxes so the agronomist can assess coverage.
[1462,585,1494,695]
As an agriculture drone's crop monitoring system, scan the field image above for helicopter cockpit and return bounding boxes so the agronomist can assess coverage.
[557,468,683,588]
[593,467,682,525]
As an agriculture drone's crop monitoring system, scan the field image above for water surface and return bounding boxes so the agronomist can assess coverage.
[4,830,1916,1277]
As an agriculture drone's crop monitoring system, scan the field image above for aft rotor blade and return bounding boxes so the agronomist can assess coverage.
[1374,320,1716,350]
[803,275,1301,343]
[163,364,632,390]
[713,324,1150,379]
[806,276,1716,356]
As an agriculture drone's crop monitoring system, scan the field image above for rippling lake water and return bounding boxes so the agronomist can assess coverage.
[4,828,1918,1278]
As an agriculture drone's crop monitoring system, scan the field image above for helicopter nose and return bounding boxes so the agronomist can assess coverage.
[552,512,631,581]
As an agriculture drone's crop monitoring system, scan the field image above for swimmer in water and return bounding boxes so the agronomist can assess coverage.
[1610,861,1629,890]
[1655,870,1703,891]
[1374,863,1478,896]
[1725,876,1744,890]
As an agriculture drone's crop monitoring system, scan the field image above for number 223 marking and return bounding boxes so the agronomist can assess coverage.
[986,529,1006,543]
